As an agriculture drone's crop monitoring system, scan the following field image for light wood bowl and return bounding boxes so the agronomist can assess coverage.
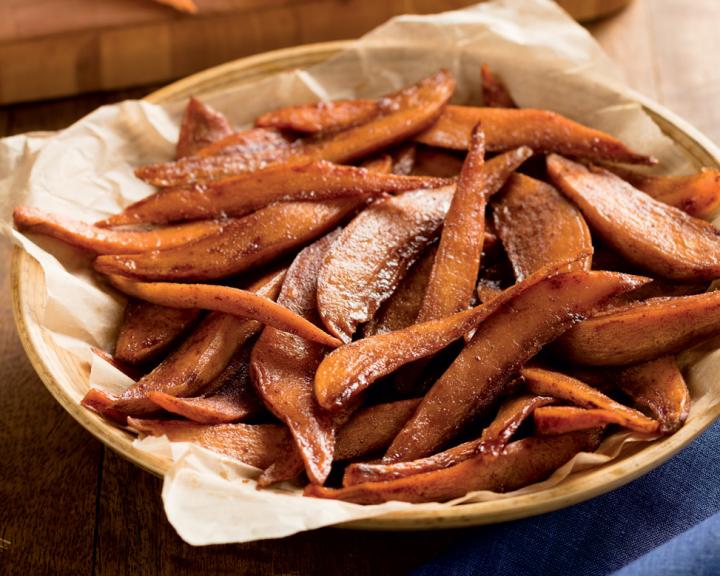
[12,41,720,531]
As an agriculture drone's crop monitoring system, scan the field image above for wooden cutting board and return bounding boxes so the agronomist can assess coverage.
[0,0,479,104]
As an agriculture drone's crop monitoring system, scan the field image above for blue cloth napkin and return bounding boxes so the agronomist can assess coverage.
[413,419,720,576]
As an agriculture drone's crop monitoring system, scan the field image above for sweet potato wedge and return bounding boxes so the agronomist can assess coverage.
[361,155,393,174]
[12,206,228,255]
[106,275,342,348]
[194,127,291,158]
[317,186,454,343]
[176,97,233,159]
[128,419,293,470]
[250,232,340,484]
[547,154,720,281]
[114,300,200,365]
[314,258,612,411]
[94,198,362,281]
[615,356,690,433]
[533,406,636,435]
[522,367,659,434]
[147,346,264,424]
[82,269,285,419]
[411,146,464,177]
[416,106,655,164]
[301,70,455,165]
[391,144,417,175]
[493,174,592,281]
[343,394,554,486]
[306,430,602,504]
[555,290,720,366]
[384,270,648,462]
[607,165,720,219]
[100,160,450,226]
[417,141,533,322]
[362,244,437,337]
[255,99,380,133]
[481,64,517,108]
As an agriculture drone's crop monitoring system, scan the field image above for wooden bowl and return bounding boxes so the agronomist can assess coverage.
[12,41,720,531]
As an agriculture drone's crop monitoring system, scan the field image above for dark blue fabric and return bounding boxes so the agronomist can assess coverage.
[413,419,720,576]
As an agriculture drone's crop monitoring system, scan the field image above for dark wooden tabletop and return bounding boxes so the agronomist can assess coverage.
[1,1,719,574]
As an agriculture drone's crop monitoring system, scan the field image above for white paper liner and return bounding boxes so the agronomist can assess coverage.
[2,0,719,544]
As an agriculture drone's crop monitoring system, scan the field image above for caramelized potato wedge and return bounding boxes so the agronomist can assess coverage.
[176,97,232,159]
[418,137,533,322]
[128,419,293,470]
[493,174,592,281]
[411,146,464,178]
[148,346,264,424]
[82,269,285,419]
[417,106,655,164]
[522,367,659,434]
[363,245,437,337]
[101,160,450,226]
[481,64,517,108]
[615,356,690,433]
[255,99,380,133]
[94,198,361,281]
[106,275,342,348]
[306,430,602,504]
[555,291,720,366]
[361,154,393,174]
[607,165,720,219]
[343,394,554,486]
[250,232,340,484]
[384,270,648,462]
[533,406,638,435]
[194,127,291,158]
[317,186,454,343]
[547,154,720,281]
[12,206,228,255]
[114,300,200,365]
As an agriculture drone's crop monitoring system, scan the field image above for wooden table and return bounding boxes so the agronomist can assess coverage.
[1,1,718,573]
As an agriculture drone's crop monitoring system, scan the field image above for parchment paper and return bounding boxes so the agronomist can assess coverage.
[2,0,719,544]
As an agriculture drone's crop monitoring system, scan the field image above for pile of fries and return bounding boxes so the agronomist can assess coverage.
[14,66,720,504]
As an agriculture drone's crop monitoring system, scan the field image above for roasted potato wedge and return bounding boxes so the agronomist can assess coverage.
[255,99,380,133]
[176,97,232,159]
[481,64,517,108]
[533,406,638,435]
[547,154,720,281]
[493,173,592,280]
[94,198,362,281]
[317,186,454,343]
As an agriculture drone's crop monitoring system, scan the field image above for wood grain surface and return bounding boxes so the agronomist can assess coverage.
[1,1,719,573]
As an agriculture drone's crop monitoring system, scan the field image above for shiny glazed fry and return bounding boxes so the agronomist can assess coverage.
[615,356,690,433]
[317,186,454,343]
[417,140,533,322]
[255,99,380,133]
[128,419,293,470]
[250,232,340,484]
[343,395,553,486]
[106,275,342,348]
[385,270,648,462]
[533,406,636,435]
[101,160,450,226]
[148,346,264,424]
[607,165,720,219]
[314,259,617,411]
[555,290,720,366]
[547,155,720,281]
[195,127,291,158]
[522,367,659,434]
[94,198,361,281]
[362,245,437,337]
[12,206,229,255]
[493,174,592,281]
[481,64,517,108]
[83,269,285,419]
[114,300,200,365]
[176,97,232,158]
[306,430,601,504]
[417,106,655,164]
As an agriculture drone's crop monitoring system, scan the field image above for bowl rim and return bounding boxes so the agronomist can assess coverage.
[11,39,720,530]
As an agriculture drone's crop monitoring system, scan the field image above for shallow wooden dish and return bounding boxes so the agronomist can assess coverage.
[12,40,720,531]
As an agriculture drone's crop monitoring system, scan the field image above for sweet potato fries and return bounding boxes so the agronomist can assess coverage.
[16,66,720,507]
